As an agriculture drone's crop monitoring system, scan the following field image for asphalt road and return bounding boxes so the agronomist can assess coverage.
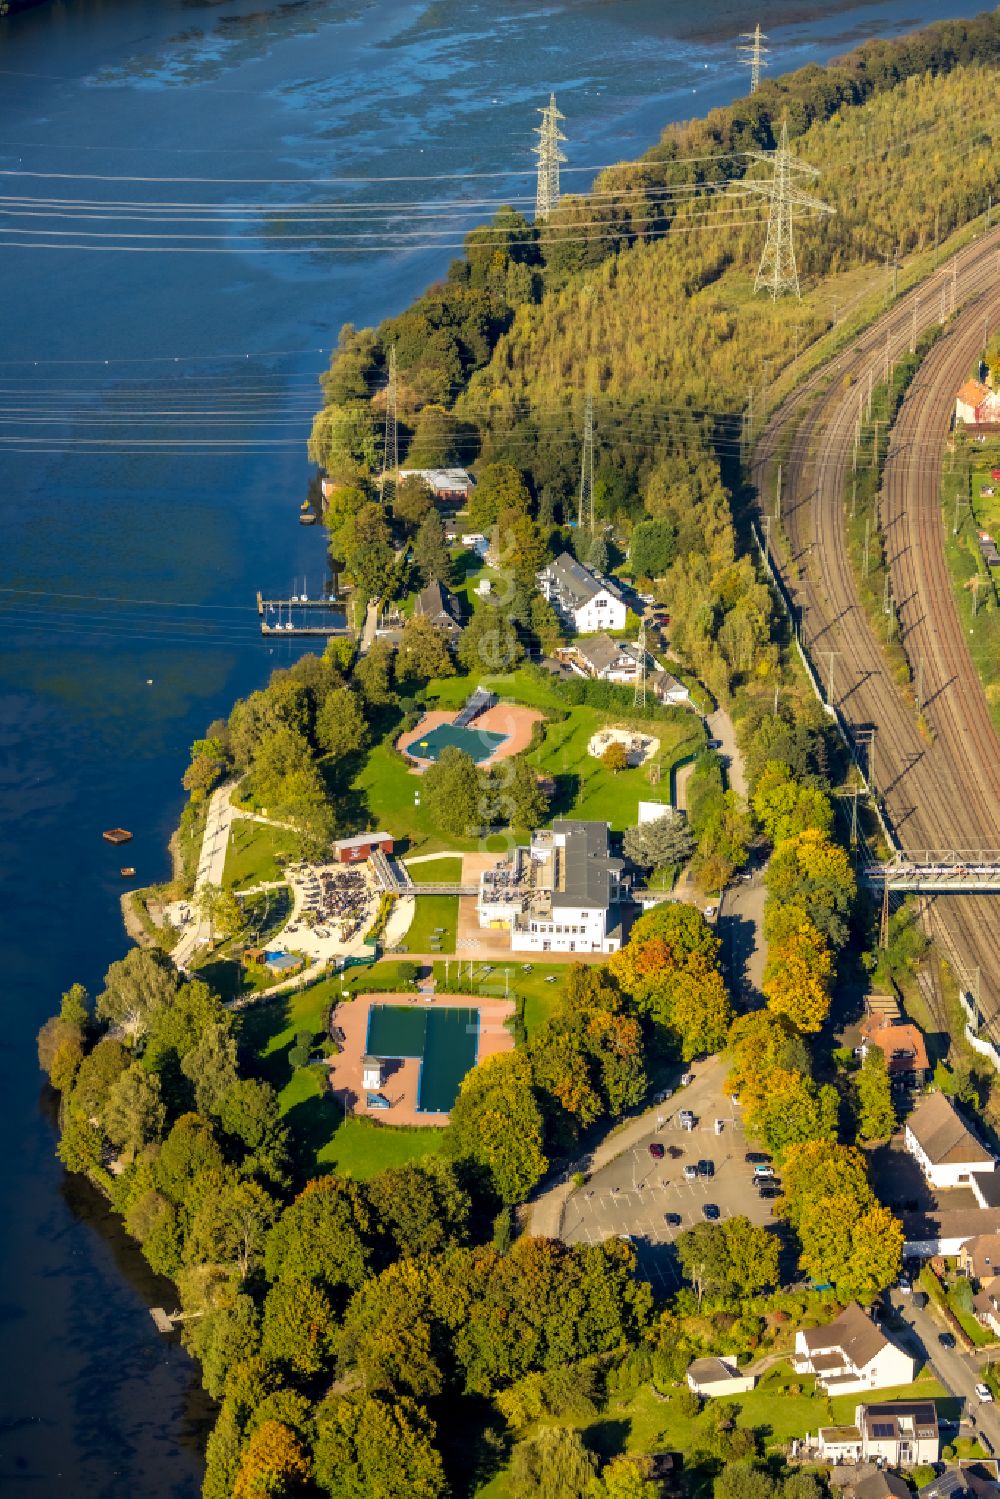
[752,226,1000,1017]
[886,1286,1000,1453]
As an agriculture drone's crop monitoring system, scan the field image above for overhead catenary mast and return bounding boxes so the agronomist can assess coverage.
[744,118,834,300]
[378,344,398,503]
[578,392,594,533]
[533,93,567,221]
[738,23,769,95]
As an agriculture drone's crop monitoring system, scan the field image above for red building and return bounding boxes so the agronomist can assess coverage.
[333,831,394,864]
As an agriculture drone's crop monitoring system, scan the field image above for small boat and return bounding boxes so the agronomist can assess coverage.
[299,511,317,525]
[120,867,136,878]
[103,828,133,845]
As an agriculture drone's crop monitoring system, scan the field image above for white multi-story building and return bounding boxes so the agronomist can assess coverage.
[817,1402,939,1467]
[904,1091,996,1191]
[477,820,627,954]
[794,1303,916,1395]
[538,552,627,634]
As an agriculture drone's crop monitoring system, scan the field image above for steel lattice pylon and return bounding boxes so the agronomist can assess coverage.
[633,617,647,711]
[577,391,594,533]
[533,93,567,221]
[738,23,768,95]
[744,118,833,300]
[378,344,398,503]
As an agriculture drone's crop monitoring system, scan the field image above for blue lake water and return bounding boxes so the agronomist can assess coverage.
[0,0,981,1490]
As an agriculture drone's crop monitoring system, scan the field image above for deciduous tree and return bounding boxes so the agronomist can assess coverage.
[313,1392,447,1499]
[316,685,369,759]
[232,1419,310,1499]
[95,946,179,1038]
[622,812,694,872]
[855,1047,897,1142]
[103,1063,167,1156]
[397,615,455,685]
[422,746,483,838]
[447,1051,547,1204]
[763,916,833,1034]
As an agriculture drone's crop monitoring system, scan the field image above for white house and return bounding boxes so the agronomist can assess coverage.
[477,820,627,955]
[817,1402,939,1467]
[361,1056,383,1092]
[904,1091,996,1191]
[538,552,627,634]
[564,632,641,684]
[398,467,475,502]
[686,1357,756,1397]
[794,1302,916,1394]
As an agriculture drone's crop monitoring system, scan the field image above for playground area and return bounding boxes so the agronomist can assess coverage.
[397,699,544,770]
[328,990,515,1125]
[587,724,660,767]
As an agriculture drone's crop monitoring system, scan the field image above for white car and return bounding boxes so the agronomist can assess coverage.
[683,1164,698,1182]
[976,1383,994,1403]
[678,1109,696,1130]
[704,906,718,922]
[680,1073,694,1087]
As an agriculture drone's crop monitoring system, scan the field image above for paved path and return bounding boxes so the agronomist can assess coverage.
[886,1287,1000,1455]
[173,780,238,971]
[707,706,747,800]
[527,1054,727,1238]
[359,599,379,655]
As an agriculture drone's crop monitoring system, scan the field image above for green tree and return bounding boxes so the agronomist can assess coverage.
[751,762,833,844]
[338,502,394,599]
[264,1177,372,1296]
[60,981,91,1029]
[447,1051,548,1204]
[413,509,452,586]
[397,615,455,686]
[406,403,458,467]
[591,1454,660,1499]
[856,1047,896,1142]
[103,1063,167,1156]
[630,518,677,579]
[510,1425,598,1499]
[766,828,856,949]
[354,639,397,706]
[622,813,694,871]
[95,946,179,1038]
[675,1216,779,1306]
[181,1020,239,1118]
[316,685,370,759]
[187,1177,278,1279]
[36,1015,84,1092]
[313,1392,447,1499]
[185,1293,261,1400]
[260,1276,338,1378]
[365,1159,471,1259]
[468,462,532,532]
[457,603,524,675]
[422,746,483,838]
[486,754,548,831]
[393,474,435,532]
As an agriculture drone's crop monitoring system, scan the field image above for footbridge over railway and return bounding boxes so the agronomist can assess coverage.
[861,854,1000,895]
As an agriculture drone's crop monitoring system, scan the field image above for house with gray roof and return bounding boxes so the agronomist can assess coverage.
[413,579,463,643]
[477,819,629,954]
[538,552,627,633]
[685,1356,756,1397]
[817,1401,939,1466]
[794,1302,915,1394]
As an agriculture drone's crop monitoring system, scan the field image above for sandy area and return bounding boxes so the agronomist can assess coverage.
[396,703,545,771]
[587,724,659,766]
[327,989,515,1127]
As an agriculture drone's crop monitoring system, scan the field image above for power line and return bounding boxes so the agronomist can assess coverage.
[743,118,834,299]
[738,24,769,96]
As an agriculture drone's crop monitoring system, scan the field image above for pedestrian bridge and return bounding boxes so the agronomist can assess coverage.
[861,852,1000,894]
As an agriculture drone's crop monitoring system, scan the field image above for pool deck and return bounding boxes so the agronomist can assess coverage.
[327,990,516,1127]
[397,703,544,772]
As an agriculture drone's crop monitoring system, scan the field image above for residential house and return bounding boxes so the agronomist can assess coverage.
[538,552,627,633]
[920,1466,1000,1499]
[477,819,629,955]
[564,632,641,683]
[413,579,463,643]
[397,467,475,502]
[794,1302,916,1394]
[854,1474,912,1499]
[972,1286,1000,1338]
[905,1092,996,1191]
[902,1205,1000,1260]
[959,1234,1000,1288]
[649,667,691,706]
[859,1012,929,1085]
[817,1402,939,1466]
[685,1357,756,1397]
[956,381,1000,427]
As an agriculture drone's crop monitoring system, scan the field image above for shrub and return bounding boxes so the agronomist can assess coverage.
[674,1388,700,1418]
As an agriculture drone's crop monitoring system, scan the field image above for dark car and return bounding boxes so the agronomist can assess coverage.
[698,1159,715,1177]
[745,1151,770,1165]
[702,1203,720,1221]
[757,1184,781,1200]
[648,1142,665,1160]
[664,1212,682,1227]
[938,1332,957,1349]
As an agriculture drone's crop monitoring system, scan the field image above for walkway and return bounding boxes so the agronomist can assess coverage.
[706,707,747,799]
[173,780,238,971]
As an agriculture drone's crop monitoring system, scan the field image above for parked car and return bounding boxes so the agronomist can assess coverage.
[678,1109,696,1130]
[683,1164,698,1182]
[714,1119,725,1135]
[938,1332,956,1349]
[664,1212,682,1227]
[707,738,723,750]
[702,1203,720,1221]
[648,1142,665,1160]
[753,1164,774,1180]
[757,1184,781,1200]
[698,1159,715,1178]
[897,1277,911,1295]
[745,1151,770,1164]
[679,1073,694,1087]
[704,906,718,922]
[976,1383,994,1403]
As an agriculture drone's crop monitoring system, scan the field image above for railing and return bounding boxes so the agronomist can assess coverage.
[861,853,1000,892]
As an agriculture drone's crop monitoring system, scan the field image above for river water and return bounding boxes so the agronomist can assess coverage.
[0,0,979,1491]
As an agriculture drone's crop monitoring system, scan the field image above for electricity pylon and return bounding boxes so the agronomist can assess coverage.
[378,344,398,503]
[534,93,567,221]
[738,23,768,95]
[578,392,594,533]
[744,118,833,300]
[633,617,647,711]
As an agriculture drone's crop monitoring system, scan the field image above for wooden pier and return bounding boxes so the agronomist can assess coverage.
[256,590,351,638]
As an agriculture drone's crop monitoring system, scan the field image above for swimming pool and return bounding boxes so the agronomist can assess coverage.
[365,1003,479,1113]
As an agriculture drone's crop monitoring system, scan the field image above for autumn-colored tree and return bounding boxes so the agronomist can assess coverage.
[779,1139,902,1297]
[726,1010,810,1107]
[763,916,833,1034]
[661,955,733,1060]
[446,1050,548,1205]
[602,741,629,774]
[741,1067,839,1160]
[751,761,833,844]
[766,827,856,948]
[313,1392,447,1499]
[610,903,719,1004]
[260,1276,338,1378]
[232,1419,310,1499]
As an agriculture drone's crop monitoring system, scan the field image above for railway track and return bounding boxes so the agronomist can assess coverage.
[752,228,1000,1028]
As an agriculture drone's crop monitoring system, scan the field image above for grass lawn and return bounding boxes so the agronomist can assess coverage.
[426,958,568,1031]
[237,977,445,1178]
[474,1364,949,1498]
[195,954,275,1003]
[402,894,458,953]
[404,856,464,883]
[224,819,300,889]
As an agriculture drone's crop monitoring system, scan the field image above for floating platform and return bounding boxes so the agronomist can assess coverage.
[103,828,133,845]
[120,867,136,878]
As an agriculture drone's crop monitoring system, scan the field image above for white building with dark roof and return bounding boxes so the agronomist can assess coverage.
[685,1357,756,1397]
[477,819,628,954]
[538,552,627,634]
[413,579,463,642]
[794,1303,916,1395]
[904,1091,996,1191]
[817,1402,939,1467]
[398,467,475,501]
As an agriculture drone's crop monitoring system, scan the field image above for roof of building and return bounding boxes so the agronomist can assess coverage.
[855,1472,911,1499]
[333,831,393,854]
[907,1091,995,1167]
[398,467,474,490]
[549,819,624,911]
[962,1234,1000,1279]
[859,1016,930,1073]
[820,1426,863,1444]
[958,380,991,408]
[543,551,624,611]
[572,632,638,674]
[921,1468,1000,1499]
[859,1400,939,1438]
[801,1302,892,1372]
[903,1206,1000,1244]
[414,579,462,630]
[686,1356,742,1384]
[976,1175,1000,1209]
[973,1287,1000,1319]
[649,667,688,698]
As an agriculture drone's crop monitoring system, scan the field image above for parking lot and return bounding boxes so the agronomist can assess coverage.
[560,1069,782,1296]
